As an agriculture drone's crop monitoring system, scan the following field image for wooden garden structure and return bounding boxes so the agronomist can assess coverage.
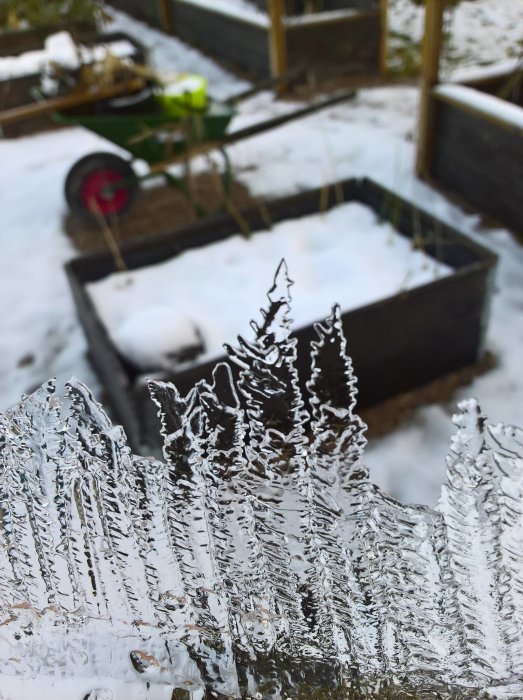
[107,0,388,82]
[416,0,523,234]
[67,176,497,452]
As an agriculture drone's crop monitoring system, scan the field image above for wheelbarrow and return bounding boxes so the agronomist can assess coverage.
[56,87,237,219]
[0,73,357,220]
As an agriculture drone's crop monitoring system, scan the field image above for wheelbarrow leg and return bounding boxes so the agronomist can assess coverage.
[162,170,208,218]
[218,147,233,203]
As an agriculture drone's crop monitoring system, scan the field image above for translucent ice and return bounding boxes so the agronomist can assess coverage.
[0,263,521,699]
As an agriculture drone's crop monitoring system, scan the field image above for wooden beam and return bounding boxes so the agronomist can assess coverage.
[158,0,173,33]
[379,0,388,75]
[416,0,446,178]
[148,89,357,173]
[0,78,146,128]
[268,0,287,87]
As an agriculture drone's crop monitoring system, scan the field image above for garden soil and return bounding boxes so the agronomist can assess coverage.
[63,172,259,253]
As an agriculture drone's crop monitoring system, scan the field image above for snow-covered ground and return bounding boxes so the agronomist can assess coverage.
[388,0,523,76]
[1,5,522,507]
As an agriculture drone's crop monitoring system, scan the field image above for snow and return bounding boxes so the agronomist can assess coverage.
[434,83,523,132]
[388,0,523,78]
[450,60,523,84]
[113,306,202,370]
[285,9,360,26]
[1,3,522,515]
[88,202,451,372]
[0,31,137,80]
[178,0,269,26]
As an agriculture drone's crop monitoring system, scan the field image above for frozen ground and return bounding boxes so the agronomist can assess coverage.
[1,5,522,507]
[388,0,523,76]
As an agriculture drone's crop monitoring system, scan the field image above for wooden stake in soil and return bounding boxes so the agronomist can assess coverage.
[88,196,129,273]
[379,0,388,76]
[269,0,287,90]
[158,0,173,33]
[416,0,446,179]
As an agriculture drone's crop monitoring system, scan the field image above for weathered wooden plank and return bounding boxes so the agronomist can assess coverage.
[285,11,381,78]
[462,69,523,108]
[431,95,523,234]
[269,0,287,80]
[169,0,271,78]
[416,0,445,178]
[0,77,146,128]
[108,0,163,26]
[162,1,381,81]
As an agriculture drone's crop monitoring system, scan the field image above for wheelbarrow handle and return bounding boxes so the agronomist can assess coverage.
[0,77,146,128]
[224,66,308,106]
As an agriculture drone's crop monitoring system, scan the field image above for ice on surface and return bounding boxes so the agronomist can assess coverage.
[1,264,522,699]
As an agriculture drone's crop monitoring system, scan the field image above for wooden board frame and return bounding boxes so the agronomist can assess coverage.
[415,0,523,233]
[66,176,497,453]
[107,0,382,82]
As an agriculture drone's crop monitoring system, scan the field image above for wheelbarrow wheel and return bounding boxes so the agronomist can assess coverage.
[65,152,137,220]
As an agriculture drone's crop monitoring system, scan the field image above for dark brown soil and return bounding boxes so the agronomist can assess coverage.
[63,171,261,254]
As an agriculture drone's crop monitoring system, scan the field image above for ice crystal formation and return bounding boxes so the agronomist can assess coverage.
[0,262,522,699]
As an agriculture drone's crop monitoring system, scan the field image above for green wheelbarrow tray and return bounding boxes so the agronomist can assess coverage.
[53,99,235,165]
[51,82,358,221]
[52,95,236,220]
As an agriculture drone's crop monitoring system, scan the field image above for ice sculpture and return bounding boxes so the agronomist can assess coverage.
[0,262,522,699]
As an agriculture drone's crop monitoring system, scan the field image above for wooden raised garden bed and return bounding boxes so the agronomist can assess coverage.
[424,68,523,236]
[0,31,146,138]
[66,177,497,453]
[108,0,382,81]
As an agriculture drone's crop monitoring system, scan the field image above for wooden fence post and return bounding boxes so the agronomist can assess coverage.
[379,0,388,75]
[158,0,173,33]
[269,0,287,87]
[416,0,446,178]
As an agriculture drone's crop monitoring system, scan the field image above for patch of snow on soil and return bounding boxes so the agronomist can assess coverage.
[87,201,452,371]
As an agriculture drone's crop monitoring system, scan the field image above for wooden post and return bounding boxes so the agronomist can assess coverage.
[416,0,446,178]
[159,0,173,33]
[379,0,388,76]
[269,0,287,88]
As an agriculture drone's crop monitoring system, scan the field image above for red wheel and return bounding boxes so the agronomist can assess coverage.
[79,168,131,217]
[65,152,137,220]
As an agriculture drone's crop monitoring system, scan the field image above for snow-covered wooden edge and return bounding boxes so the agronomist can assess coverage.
[284,9,365,27]
[450,60,522,85]
[177,0,270,27]
[177,0,372,29]
[433,84,523,136]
